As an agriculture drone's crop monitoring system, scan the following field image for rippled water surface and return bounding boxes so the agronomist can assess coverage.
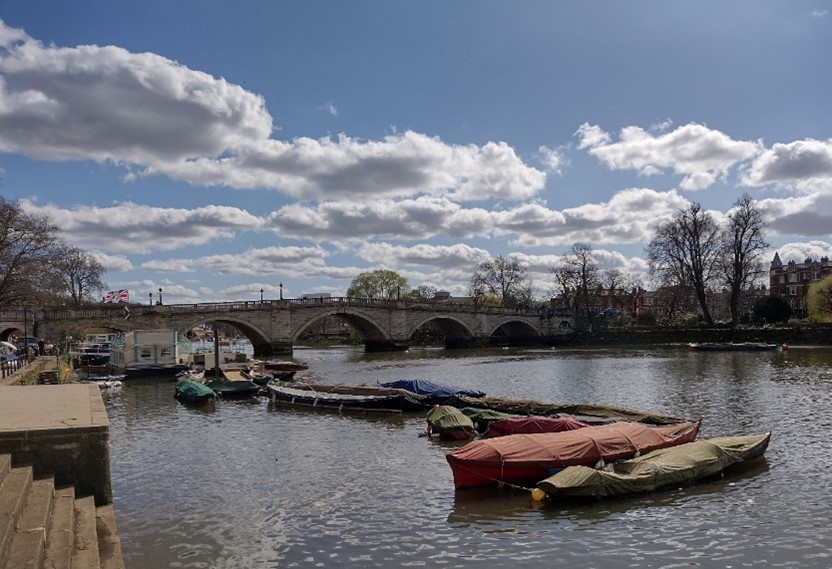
[103,345,832,568]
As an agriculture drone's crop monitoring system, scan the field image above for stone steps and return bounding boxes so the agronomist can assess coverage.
[0,455,124,569]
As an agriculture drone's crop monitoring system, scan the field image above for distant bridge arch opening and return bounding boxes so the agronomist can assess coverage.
[489,319,543,347]
[294,309,398,352]
[178,317,273,356]
[407,316,475,349]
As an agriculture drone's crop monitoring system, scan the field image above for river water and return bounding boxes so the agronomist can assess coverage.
[102,344,832,568]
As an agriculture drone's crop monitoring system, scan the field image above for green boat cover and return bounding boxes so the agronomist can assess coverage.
[427,405,475,435]
[448,394,688,425]
[460,407,519,422]
[537,432,771,498]
[175,380,215,399]
[204,378,259,393]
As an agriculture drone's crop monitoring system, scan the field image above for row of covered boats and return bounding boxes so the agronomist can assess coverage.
[260,377,771,502]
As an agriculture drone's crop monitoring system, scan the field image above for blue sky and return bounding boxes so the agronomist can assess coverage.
[1,1,831,304]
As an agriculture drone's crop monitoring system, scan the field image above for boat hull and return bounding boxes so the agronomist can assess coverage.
[689,343,780,352]
[268,383,427,413]
[447,420,701,489]
[537,432,771,498]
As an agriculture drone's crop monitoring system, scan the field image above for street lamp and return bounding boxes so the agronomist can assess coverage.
[148,292,153,306]
[22,299,27,358]
[158,287,163,305]
[260,288,264,302]
[279,282,283,300]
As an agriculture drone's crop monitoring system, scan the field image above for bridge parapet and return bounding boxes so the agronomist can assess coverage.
[18,298,574,354]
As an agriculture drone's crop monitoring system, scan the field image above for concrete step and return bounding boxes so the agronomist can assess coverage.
[0,453,126,569]
[72,496,101,569]
[96,504,125,569]
[2,476,54,569]
[44,486,75,569]
[0,462,33,567]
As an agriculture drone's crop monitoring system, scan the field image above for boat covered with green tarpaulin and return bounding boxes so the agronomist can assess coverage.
[536,432,771,499]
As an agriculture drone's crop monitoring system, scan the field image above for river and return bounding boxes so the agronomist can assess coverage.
[102,344,832,568]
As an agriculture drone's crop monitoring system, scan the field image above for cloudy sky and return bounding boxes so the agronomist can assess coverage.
[1,1,831,304]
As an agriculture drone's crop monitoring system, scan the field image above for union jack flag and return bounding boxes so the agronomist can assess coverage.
[103,289,130,303]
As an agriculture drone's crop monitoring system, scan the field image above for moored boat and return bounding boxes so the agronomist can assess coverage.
[487,415,590,437]
[175,379,216,405]
[267,382,427,413]
[447,394,689,426]
[446,420,701,489]
[379,379,485,405]
[204,378,260,399]
[688,342,782,352]
[534,431,771,500]
[263,360,309,372]
[426,405,477,440]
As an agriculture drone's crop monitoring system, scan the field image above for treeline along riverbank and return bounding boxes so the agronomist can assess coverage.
[558,323,832,347]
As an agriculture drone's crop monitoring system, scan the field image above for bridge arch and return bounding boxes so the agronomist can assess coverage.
[176,316,273,356]
[292,308,397,352]
[406,315,476,348]
[488,318,543,347]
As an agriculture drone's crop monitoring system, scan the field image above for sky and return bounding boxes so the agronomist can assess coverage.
[1,1,831,305]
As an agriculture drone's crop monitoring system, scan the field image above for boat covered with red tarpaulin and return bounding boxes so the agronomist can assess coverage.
[446,420,701,489]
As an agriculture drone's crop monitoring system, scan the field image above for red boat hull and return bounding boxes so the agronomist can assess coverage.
[447,420,701,489]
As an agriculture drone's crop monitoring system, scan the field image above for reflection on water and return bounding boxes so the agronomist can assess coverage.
[106,344,832,568]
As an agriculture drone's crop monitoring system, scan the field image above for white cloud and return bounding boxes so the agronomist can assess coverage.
[197,246,328,276]
[357,243,491,269]
[20,200,264,253]
[0,20,545,202]
[90,252,132,272]
[576,122,762,190]
[742,138,832,189]
[770,241,832,265]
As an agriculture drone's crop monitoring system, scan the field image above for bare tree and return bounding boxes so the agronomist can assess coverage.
[721,194,769,325]
[647,203,722,325]
[469,255,531,308]
[51,245,108,306]
[553,243,599,324]
[0,196,61,304]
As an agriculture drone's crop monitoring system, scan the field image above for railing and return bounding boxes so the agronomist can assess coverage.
[31,297,556,320]
[0,357,25,380]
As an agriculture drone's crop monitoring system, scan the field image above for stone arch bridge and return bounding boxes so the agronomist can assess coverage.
[2,298,575,356]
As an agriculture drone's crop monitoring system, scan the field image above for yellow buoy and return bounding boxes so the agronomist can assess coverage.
[530,488,548,502]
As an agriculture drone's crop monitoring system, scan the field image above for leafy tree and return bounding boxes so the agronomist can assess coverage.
[553,243,599,323]
[51,245,108,306]
[806,275,832,323]
[347,269,409,300]
[752,295,792,324]
[647,202,722,326]
[0,196,61,304]
[469,255,532,308]
[721,194,768,325]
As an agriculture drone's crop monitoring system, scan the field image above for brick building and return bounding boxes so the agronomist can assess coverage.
[769,253,832,317]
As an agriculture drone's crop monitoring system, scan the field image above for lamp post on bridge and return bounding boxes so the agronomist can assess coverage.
[260,288,264,302]
[23,299,27,360]
[148,292,152,306]
[158,287,163,305]
[279,283,283,300]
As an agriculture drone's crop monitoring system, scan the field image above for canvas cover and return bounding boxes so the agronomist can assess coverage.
[380,379,485,401]
[175,380,215,398]
[448,394,688,425]
[488,416,590,437]
[448,421,701,470]
[537,432,771,498]
[427,405,475,434]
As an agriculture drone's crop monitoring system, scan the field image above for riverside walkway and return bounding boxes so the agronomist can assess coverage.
[0,357,125,568]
